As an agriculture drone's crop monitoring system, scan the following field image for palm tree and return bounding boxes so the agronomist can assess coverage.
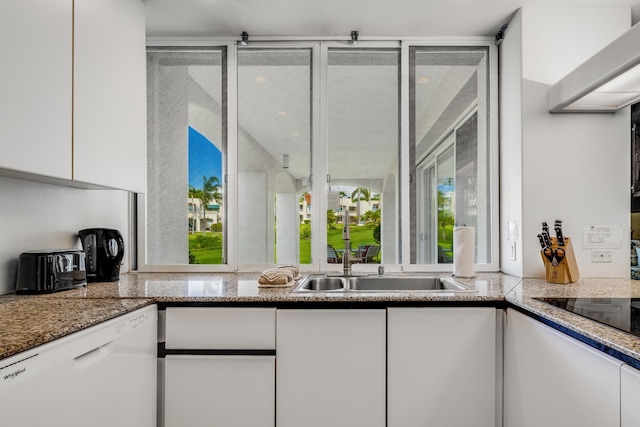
[351,187,370,225]
[188,185,200,234]
[199,175,221,234]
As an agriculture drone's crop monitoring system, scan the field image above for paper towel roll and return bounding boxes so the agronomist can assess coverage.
[453,226,475,278]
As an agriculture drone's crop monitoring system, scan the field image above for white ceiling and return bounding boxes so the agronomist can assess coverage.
[145,0,640,38]
[151,0,640,186]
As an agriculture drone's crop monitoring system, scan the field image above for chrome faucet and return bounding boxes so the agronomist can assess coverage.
[342,209,352,276]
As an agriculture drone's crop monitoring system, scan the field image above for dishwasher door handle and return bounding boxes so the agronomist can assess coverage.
[73,343,113,370]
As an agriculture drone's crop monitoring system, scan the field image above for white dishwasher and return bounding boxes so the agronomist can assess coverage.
[0,304,157,427]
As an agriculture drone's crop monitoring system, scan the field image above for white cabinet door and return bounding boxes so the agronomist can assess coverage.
[0,0,72,180]
[622,364,640,427]
[387,307,497,427]
[505,308,622,427]
[73,0,146,192]
[276,309,386,427]
[164,355,275,427]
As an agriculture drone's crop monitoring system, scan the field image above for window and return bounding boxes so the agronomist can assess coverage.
[236,48,312,265]
[409,46,495,268]
[326,48,400,265]
[146,47,227,266]
[142,40,497,272]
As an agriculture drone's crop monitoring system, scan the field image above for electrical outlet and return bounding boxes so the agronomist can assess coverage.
[591,250,613,263]
[509,242,516,261]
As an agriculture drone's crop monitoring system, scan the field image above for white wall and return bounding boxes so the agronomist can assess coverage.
[0,176,130,295]
[276,192,300,264]
[238,172,269,263]
[501,7,631,278]
[146,64,190,265]
[500,10,524,277]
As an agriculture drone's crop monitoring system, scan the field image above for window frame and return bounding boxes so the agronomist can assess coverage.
[401,40,499,272]
[234,41,319,272]
[139,37,499,273]
[318,40,402,274]
[139,40,237,272]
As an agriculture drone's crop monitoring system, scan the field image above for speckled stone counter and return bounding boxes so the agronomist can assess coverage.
[506,278,640,364]
[5,271,640,368]
[32,271,520,303]
[0,297,153,360]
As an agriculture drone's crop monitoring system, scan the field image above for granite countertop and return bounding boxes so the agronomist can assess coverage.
[0,297,153,360]
[4,271,640,367]
[507,277,640,364]
[38,271,519,303]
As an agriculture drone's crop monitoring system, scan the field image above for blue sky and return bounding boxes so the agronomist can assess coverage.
[188,126,222,189]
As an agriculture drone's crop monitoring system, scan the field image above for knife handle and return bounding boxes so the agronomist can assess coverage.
[555,226,565,246]
[537,234,546,249]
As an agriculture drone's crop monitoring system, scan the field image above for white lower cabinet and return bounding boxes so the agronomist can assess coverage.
[160,305,640,427]
[505,308,623,427]
[162,307,276,427]
[164,355,274,427]
[622,364,640,427]
[276,309,386,427]
[387,307,497,427]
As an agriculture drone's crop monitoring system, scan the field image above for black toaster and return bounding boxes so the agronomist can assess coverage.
[16,249,87,294]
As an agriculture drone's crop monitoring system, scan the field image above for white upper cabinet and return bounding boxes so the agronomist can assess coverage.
[0,0,146,192]
[0,0,73,180]
[73,0,146,193]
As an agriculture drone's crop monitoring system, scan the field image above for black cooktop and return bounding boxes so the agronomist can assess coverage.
[536,298,640,338]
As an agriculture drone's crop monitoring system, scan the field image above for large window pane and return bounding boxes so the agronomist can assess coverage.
[237,49,312,264]
[410,46,491,265]
[142,42,496,271]
[146,48,226,265]
[326,49,400,265]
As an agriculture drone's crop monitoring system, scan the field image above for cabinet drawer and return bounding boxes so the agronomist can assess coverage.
[165,307,276,349]
[164,355,275,427]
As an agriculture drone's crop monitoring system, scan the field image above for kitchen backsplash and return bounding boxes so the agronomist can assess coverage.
[0,176,130,295]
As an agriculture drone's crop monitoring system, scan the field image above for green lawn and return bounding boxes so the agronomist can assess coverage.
[189,224,380,265]
[188,233,223,264]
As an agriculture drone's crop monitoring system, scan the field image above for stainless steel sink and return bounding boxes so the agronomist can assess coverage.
[300,276,347,291]
[347,275,472,292]
[295,274,474,292]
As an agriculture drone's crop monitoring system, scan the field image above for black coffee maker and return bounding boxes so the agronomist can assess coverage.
[78,228,125,282]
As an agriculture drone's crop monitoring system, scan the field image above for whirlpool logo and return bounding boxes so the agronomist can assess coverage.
[0,354,37,383]
[3,367,26,381]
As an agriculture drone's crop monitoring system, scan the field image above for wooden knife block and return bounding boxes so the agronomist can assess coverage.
[540,237,580,284]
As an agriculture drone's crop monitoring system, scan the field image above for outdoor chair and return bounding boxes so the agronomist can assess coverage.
[327,244,342,263]
[352,245,380,263]
[355,244,370,258]
[438,245,452,263]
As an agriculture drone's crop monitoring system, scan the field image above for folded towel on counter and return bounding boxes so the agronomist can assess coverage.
[276,264,301,280]
[258,268,294,287]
